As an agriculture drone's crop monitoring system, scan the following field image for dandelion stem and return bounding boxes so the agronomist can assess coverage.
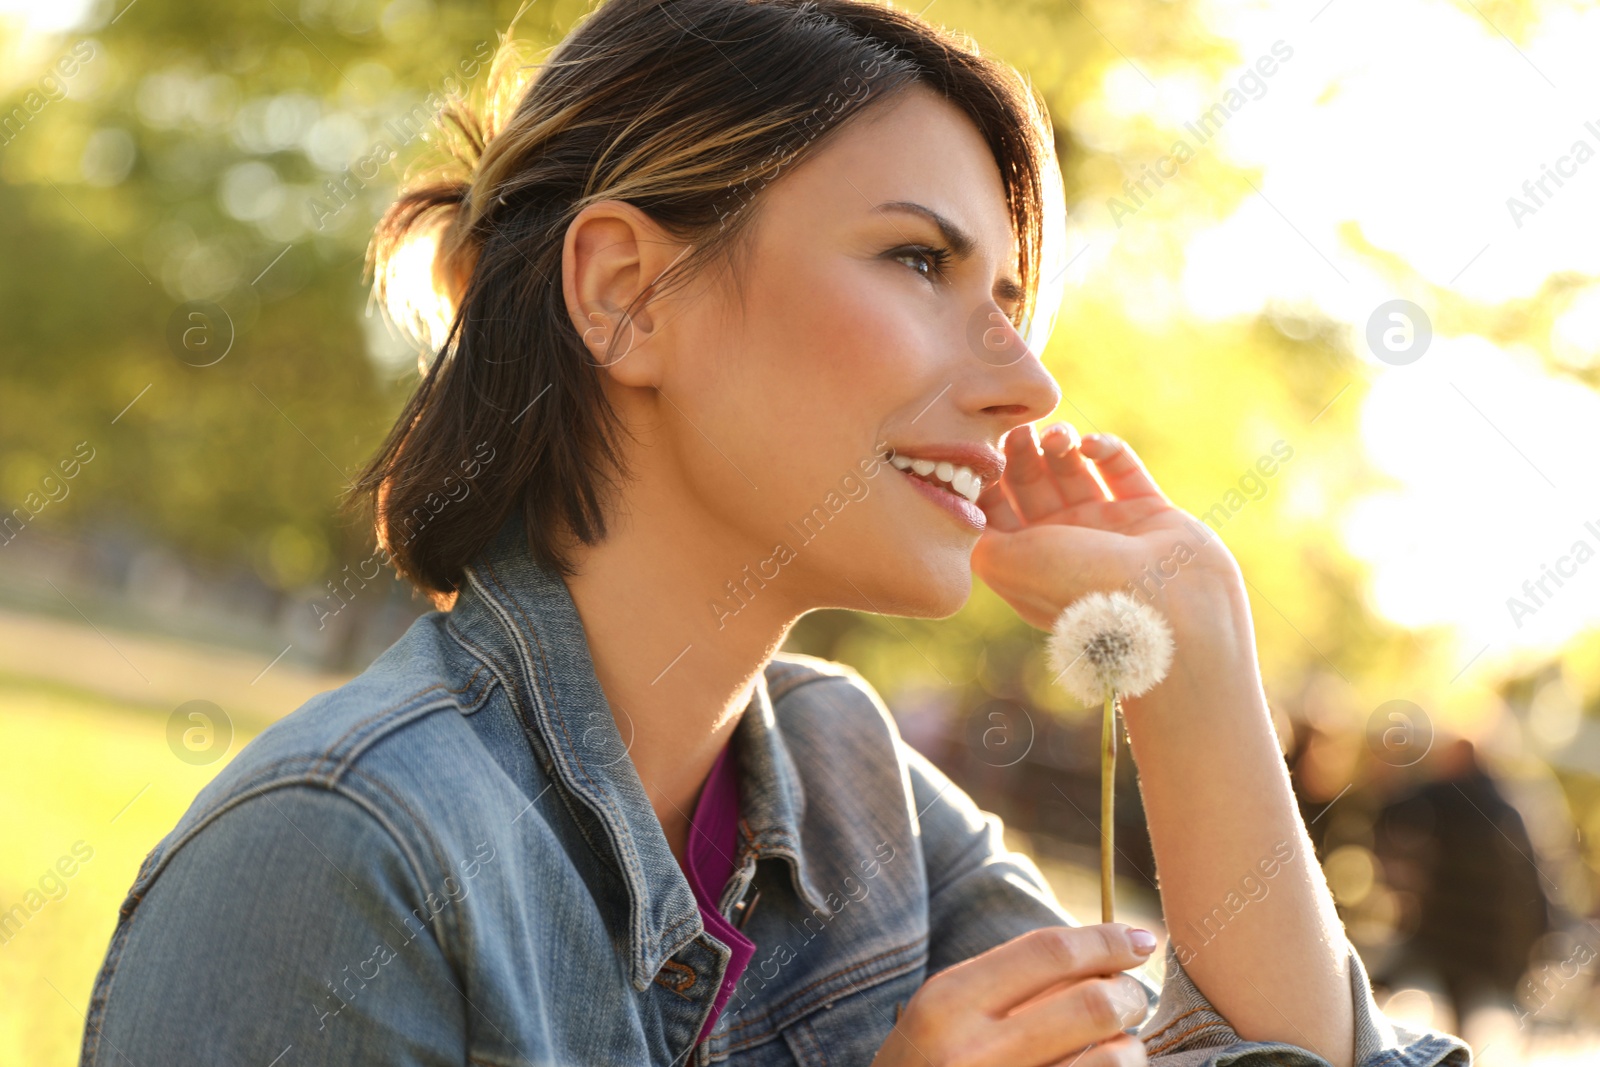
[1101,687,1117,924]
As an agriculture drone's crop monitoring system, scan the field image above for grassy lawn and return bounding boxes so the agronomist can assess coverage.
[0,674,259,1066]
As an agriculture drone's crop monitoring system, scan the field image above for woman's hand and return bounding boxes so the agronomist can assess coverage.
[971,425,1357,1067]
[971,422,1240,635]
[871,924,1154,1067]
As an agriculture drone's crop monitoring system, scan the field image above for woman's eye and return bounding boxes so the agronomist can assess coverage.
[891,245,951,281]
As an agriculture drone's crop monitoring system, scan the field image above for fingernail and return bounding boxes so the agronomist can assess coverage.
[1129,928,1157,955]
[1044,424,1076,456]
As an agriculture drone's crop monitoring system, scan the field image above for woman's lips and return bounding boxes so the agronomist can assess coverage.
[897,466,986,532]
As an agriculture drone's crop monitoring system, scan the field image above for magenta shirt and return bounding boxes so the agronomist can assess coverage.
[683,740,756,1041]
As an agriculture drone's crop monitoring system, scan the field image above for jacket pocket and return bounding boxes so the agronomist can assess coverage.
[778,968,924,1067]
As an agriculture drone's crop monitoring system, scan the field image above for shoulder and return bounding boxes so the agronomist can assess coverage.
[761,651,916,824]
[82,780,472,1066]
[146,612,524,893]
[762,651,912,788]
[765,650,900,737]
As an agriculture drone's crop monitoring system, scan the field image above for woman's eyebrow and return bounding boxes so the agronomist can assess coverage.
[873,200,1026,303]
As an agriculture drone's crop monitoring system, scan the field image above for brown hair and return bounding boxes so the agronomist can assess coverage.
[354,0,1056,598]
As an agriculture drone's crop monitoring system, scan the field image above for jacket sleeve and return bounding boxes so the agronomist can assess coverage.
[901,738,1473,1067]
[82,785,469,1066]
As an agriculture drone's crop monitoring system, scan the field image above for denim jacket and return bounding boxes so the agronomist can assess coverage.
[81,517,1472,1067]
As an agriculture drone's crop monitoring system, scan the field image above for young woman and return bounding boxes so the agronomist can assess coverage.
[81,2,1471,1065]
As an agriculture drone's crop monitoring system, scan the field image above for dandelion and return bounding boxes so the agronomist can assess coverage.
[1046,590,1174,923]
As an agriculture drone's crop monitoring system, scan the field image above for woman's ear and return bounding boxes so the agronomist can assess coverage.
[561,199,679,388]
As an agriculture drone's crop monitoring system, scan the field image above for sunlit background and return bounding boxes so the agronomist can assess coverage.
[3,0,1599,1063]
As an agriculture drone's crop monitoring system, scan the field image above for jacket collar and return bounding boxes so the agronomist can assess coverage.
[449,515,833,990]
[727,654,836,920]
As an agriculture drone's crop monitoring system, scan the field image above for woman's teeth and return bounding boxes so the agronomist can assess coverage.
[886,452,982,504]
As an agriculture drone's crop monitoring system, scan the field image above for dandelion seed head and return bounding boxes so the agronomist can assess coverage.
[1046,590,1175,704]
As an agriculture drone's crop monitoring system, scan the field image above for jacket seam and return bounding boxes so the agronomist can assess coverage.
[336,765,472,960]
[82,778,449,1066]
[784,1016,832,1067]
[1140,1004,1210,1043]
[447,619,522,721]
[122,684,458,891]
[445,662,495,715]
[449,662,488,697]
[1359,1035,1464,1067]
[309,683,454,781]
[1144,1019,1235,1056]
[332,691,471,781]
[481,562,616,821]
[725,951,926,1053]
[724,935,928,1039]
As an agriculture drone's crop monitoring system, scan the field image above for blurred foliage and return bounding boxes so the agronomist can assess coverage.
[1,0,1595,709]
[0,0,583,589]
[0,0,1594,707]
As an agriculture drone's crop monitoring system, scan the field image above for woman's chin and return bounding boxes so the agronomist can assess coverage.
[846,558,973,618]
[927,573,975,617]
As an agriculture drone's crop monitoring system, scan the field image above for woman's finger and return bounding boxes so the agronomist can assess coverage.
[1040,422,1111,508]
[953,925,1155,1018]
[1059,495,1171,534]
[971,524,1132,629]
[1000,424,1068,522]
[989,974,1150,1066]
[1078,433,1167,503]
[1045,1033,1149,1067]
[977,476,1025,532]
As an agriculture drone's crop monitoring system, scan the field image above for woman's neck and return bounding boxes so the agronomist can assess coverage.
[561,494,800,869]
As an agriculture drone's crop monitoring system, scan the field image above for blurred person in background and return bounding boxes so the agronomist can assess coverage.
[1372,736,1551,1039]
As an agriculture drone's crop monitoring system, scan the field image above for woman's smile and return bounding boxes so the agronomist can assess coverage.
[896,464,988,531]
[884,441,1004,532]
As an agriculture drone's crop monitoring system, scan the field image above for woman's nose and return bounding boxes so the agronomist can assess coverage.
[960,304,1062,423]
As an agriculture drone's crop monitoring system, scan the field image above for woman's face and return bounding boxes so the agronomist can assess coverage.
[576,84,1061,621]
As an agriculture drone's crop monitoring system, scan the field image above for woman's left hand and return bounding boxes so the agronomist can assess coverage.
[970,422,1241,633]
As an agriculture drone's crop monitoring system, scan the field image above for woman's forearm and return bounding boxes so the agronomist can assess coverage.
[1123,565,1355,1067]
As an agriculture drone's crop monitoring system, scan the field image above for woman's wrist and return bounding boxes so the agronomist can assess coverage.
[1131,557,1266,724]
